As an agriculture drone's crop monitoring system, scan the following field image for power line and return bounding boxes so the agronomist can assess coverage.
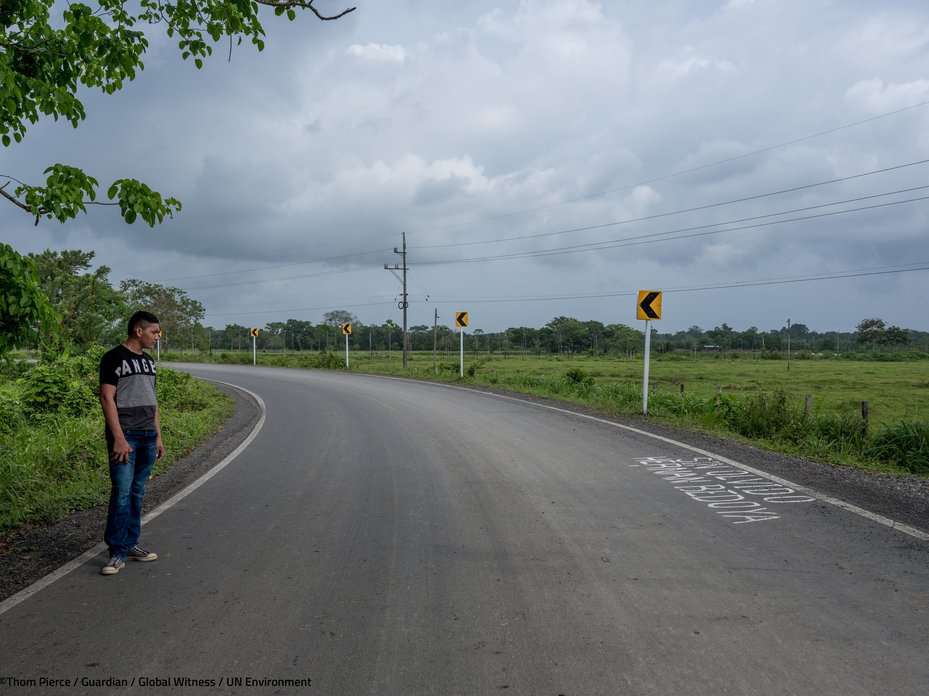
[204,261,928,320]
[409,158,929,250]
[496,187,929,259]
[164,247,393,282]
[165,128,929,290]
[410,99,929,235]
[424,262,929,304]
[186,189,928,291]
[416,190,929,266]
[207,300,396,318]
[180,187,928,296]
[183,263,383,292]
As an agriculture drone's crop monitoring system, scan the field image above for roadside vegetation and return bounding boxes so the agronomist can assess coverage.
[0,350,233,532]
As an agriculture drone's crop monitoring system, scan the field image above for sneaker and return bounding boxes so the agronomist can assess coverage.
[101,556,125,575]
[126,545,158,562]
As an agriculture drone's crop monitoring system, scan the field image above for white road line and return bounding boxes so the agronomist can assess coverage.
[0,381,266,617]
[419,379,929,543]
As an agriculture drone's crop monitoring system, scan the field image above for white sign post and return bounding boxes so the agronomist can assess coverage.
[636,291,662,416]
[642,320,651,415]
[341,324,352,368]
[455,311,468,377]
[249,328,257,366]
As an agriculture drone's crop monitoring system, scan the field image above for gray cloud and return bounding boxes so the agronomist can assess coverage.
[4,0,929,333]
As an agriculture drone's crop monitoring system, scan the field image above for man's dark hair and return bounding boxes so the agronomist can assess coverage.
[127,310,160,337]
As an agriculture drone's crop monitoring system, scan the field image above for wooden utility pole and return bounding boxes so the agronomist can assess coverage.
[384,232,410,368]
[433,307,438,374]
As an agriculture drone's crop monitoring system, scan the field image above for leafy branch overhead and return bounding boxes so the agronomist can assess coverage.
[0,166,183,225]
[0,0,355,225]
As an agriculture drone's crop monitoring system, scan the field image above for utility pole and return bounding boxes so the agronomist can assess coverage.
[384,232,409,368]
[433,307,438,375]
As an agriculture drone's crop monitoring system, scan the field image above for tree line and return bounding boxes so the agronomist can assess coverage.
[5,248,927,359]
[2,249,205,355]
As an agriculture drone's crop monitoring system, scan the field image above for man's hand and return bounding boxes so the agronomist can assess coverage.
[156,436,165,461]
[110,437,132,463]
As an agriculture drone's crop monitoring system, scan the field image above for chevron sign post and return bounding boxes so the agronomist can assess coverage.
[637,291,662,415]
[456,312,468,377]
[249,328,260,366]
[342,323,352,368]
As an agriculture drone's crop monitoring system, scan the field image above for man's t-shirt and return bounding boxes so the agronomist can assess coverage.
[99,345,158,436]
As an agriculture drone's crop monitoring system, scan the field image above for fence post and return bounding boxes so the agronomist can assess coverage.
[861,401,869,437]
[805,394,813,417]
[680,383,685,399]
[715,386,721,407]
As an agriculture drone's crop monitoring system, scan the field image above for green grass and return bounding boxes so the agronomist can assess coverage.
[328,350,926,426]
[165,347,929,428]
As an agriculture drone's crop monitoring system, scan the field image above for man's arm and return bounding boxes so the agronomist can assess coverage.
[154,404,165,461]
[99,384,131,463]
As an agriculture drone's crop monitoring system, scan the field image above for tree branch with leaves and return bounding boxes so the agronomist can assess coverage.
[1,0,355,225]
[1,1,353,353]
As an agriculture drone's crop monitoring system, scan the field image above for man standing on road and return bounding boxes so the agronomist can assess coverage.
[98,311,164,576]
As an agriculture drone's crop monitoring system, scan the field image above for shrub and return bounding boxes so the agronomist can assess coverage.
[312,352,344,370]
[19,358,97,416]
[157,368,211,411]
[808,414,867,451]
[465,358,487,378]
[0,389,23,432]
[646,388,706,420]
[596,381,640,410]
[868,421,929,474]
[564,368,594,388]
[712,388,808,440]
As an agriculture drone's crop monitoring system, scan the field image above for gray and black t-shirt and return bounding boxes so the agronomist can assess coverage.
[99,345,158,435]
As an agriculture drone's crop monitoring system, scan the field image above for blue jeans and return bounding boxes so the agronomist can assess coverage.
[104,429,157,558]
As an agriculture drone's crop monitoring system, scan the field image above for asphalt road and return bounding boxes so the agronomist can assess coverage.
[1,364,927,695]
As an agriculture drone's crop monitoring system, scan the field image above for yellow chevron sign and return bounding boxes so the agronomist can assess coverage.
[636,291,662,320]
[455,311,469,328]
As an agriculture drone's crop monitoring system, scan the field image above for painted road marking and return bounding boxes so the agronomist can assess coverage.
[630,456,815,524]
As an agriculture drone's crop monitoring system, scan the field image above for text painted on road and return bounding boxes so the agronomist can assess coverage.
[630,456,816,524]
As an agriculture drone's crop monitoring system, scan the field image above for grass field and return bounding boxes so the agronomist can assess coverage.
[340,351,927,426]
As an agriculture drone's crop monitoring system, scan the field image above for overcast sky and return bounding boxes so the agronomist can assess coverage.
[5,0,929,334]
